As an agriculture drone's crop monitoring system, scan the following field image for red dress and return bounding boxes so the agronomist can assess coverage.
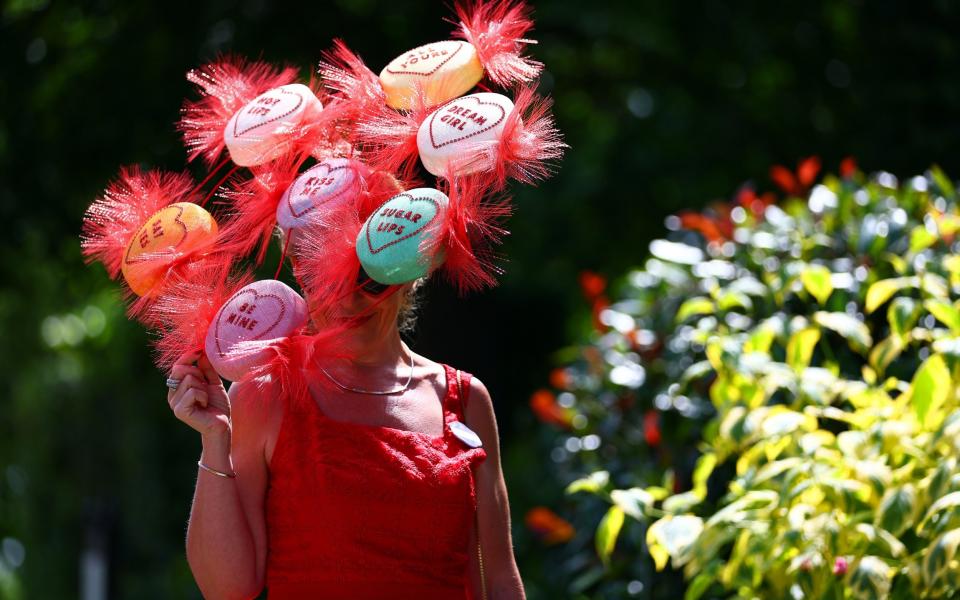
[265,364,488,599]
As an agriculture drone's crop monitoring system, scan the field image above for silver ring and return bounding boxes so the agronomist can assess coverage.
[166,378,182,390]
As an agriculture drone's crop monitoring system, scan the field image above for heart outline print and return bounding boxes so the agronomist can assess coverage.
[213,288,288,358]
[233,87,305,137]
[384,41,465,76]
[427,95,508,149]
[124,204,188,265]
[365,194,441,255]
[284,161,352,219]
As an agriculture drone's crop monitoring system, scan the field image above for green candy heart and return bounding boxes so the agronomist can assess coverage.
[356,188,449,284]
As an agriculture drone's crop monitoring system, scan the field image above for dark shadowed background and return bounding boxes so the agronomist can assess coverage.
[1,0,959,597]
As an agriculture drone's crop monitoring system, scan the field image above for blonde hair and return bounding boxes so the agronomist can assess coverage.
[397,278,426,334]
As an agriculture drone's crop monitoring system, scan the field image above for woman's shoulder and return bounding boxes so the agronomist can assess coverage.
[228,375,286,458]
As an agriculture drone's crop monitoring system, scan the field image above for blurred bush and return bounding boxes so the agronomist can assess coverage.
[536,162,960,598]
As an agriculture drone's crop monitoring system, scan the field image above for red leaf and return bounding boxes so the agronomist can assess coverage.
[525,507,575,545]
[769,165,799,196]
[578,270,606,300]
[840,156,857,179]
[529,389,572,429]
[643,410,661,446]
[797,156,821,187]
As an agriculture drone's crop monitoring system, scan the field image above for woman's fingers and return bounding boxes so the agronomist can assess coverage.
[173,387,208,423]
[170,364,204,382]
[197,354,222,386]
[167,374,206,409]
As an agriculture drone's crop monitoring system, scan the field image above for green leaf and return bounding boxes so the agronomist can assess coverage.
[801,264,834,304]
[814,311,873,353]
[663,491,704,514]
[610,488,653,521]
[854,523,907,558]
[876,484,918,537]
[848,556,893,600]
[646,515,704,570]
[925,299,960,334]
[684,571,716,600]
[595,505,625,567]
[888,297,920,339]
[566,471,610,495]
[676,297,714,323]
[866,277,915,313]
[910,225,939,254]
[692,453,717,493]
[923,528,960,588]
[716,290,753,312]
[787,327,820,370]
[910,354,951,430]
[869,336,904,375]
[919,491,960,536]
[931,165,956,198]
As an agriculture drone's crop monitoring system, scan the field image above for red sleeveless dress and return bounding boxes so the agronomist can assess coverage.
[265,364,488,599]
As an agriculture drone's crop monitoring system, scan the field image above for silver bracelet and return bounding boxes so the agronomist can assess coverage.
[197,460,236,479]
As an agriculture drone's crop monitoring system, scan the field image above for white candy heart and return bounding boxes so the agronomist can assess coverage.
[276,158,358,231]
[416,92,514,176]
[223,83,322,167]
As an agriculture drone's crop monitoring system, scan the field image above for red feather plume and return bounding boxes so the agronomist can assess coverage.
[216,154,307,265]
[454,85,565,189]
[318,40,386,127]
[148,258,253,371]
[81,166,196,278]
[452,0,543,87]
[291,200,365,322]
[179,56,299,167]
[431,174,512,294]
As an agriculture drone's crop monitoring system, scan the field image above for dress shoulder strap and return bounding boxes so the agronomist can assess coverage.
[443,364,473,422]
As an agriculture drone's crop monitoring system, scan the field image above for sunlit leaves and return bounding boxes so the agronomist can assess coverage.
[866,277,915,314]
[876,484,918,537]
[925,299,960,335]
[647,515,704,571]
[787,327,820,370]
[541,165,960,598]
[910,354,951,430]
[814,311,873,353]
[848,556,893,600]
[596,505,625,567]
[610,488,654,521]
[801,264,834,305]
[676,297,714,323]
[566,470,610,495]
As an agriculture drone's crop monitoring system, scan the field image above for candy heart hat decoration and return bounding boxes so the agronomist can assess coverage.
[357,85,564,190]
[179,57,300,167]
[416,92,513,176]
[81,167,221,322]
[84,0,563,385]
[276,157,363,233]
[121,202,218,296]
[356,188,449,285]
[379,41,484,111]
[204,279,310,381]
[377,0,542,110]
[224,83,324,167]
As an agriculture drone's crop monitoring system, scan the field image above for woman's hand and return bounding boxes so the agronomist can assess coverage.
[167,351,231,437]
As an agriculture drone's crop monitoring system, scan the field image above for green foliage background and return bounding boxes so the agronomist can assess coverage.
[1,0,959,597]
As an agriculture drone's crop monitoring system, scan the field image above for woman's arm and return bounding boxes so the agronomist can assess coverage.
[464,376,526,600]
[169,353,272,599]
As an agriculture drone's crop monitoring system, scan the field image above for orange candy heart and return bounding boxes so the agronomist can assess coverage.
[121,202,218,296]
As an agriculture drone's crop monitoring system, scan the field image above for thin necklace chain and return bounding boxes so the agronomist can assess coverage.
[319,350,415,396]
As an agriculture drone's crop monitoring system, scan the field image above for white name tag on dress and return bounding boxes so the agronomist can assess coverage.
[449,420,482,448]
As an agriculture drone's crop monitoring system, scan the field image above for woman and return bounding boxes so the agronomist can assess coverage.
[165,281,526,599]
